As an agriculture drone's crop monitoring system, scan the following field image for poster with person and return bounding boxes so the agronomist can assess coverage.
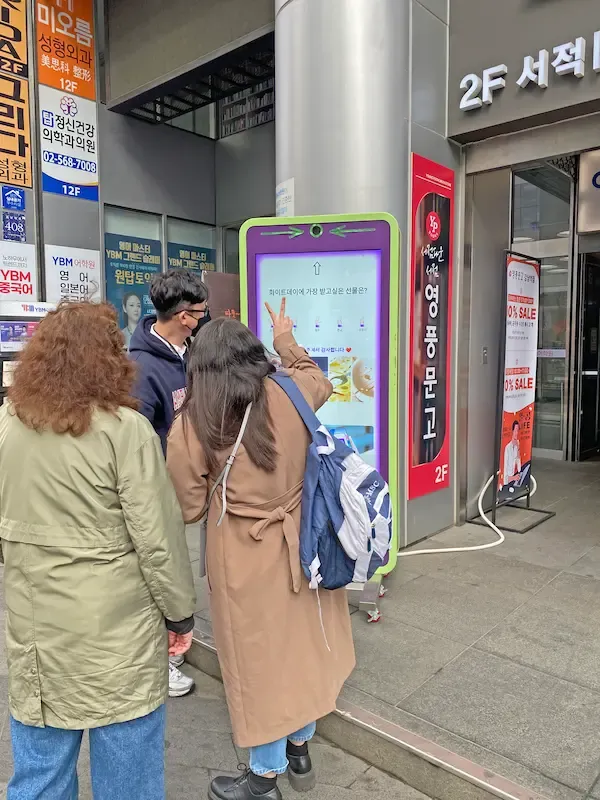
[104,233,162,349]
[497,254,540,503]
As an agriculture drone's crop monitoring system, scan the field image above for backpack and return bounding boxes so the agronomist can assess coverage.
[270,373,392,590]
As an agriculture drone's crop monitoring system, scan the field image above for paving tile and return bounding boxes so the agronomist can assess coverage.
[485,527,598,570]
[347,615,465,705]
[566,545,600,579]
[426,550,557,593]
[381,573,530,646]
[399,648,600,792]
[350,766,435,799]
[339,685,580,800]
[477,573,600,692]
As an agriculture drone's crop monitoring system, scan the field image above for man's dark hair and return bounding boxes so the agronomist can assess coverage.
[512,420,519,431]
[150,269,208,321]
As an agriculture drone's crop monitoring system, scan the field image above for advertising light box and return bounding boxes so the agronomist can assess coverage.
[240,214,400,575]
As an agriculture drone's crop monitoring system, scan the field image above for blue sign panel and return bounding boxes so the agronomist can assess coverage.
[2,187,25,211]
[3,211,26,242]
[167,242,216,271]
[104,233,162,350]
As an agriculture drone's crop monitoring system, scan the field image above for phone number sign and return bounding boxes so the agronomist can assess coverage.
[39,84,98,201]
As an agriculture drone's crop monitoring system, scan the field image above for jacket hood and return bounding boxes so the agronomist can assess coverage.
[129,316,183,364]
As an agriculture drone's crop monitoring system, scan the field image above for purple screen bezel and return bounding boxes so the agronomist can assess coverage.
[245,220,391,478]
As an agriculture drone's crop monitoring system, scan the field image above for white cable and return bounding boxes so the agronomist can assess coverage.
[397,474,537,558]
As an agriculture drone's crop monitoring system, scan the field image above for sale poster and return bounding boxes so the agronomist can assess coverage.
[408,154,454,500]
[39,84,98,201]
[497,255,540,503]
[104,233,162,349]
[44,244,100,303]
[256,251,380,467]
[0,242,36,301]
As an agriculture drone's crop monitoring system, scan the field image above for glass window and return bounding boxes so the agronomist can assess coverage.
[167,218,216,272]
[224,226,240,274]
[512,166,572,454]
[165,105,216,139]
[104,206,161,240]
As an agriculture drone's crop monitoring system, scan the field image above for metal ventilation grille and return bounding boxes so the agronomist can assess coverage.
[112,32,274,125]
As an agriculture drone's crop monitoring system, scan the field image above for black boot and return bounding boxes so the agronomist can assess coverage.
[286,741,316,792]
[209,768,282,800]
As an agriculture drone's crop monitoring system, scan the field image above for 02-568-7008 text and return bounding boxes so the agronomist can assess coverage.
[42,150,97,172]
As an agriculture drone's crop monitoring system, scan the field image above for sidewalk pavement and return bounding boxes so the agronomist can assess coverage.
[0,643,431,800]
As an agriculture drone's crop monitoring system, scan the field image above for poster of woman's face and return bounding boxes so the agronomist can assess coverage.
[121,292,142,349]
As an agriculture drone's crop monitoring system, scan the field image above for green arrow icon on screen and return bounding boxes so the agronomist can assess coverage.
[329,225,376,238]
[261,226,304,239]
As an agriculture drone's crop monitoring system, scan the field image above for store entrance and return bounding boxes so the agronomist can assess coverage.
[578,253,600,459]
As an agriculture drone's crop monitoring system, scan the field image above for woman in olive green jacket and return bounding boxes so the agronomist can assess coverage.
[0,302,196,800]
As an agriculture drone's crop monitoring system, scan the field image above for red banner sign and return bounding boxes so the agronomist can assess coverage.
[408,154,454,500]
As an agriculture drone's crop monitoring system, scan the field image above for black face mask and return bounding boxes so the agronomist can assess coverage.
[190,309,211,338]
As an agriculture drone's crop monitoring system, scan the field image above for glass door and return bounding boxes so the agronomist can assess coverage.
[578,253,600,458]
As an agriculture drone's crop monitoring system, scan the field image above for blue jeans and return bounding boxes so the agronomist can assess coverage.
[249,722,316,776]
[8,705,166,800]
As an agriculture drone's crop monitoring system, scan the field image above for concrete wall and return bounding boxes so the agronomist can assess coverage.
[215,122,275,226]
[407,0,462,543]
[106,0,273,102]
[99,105,216,224]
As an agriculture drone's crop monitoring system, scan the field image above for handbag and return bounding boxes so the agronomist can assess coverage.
[197,402,252,577]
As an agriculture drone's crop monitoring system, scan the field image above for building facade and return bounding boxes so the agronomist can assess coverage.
[4,0,600,540]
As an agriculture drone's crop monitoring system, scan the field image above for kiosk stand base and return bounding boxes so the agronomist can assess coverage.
[347,574,386,623]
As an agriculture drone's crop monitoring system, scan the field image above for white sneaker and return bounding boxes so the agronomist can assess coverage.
[169,654,184,668]
[168,662,195,697]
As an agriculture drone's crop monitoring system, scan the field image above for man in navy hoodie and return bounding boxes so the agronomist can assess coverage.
[129,268,209,698]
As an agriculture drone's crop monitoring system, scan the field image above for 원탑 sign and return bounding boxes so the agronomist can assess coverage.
[0,241,36,300]
[44,244,100,303]
[497,255,540,503]
[3,211,26,242]
[167,243,216,271]
[408,154,454,500]
[104,233,162,349]
[39,84,98,200]
[460,29,600,112]
[36,0,96,101]
[0,0,29,79]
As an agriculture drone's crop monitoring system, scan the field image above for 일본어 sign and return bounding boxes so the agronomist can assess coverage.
[497,255,540,503]
[44,244,100,303]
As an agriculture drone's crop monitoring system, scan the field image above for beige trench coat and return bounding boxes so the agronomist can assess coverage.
[167,332,355,748]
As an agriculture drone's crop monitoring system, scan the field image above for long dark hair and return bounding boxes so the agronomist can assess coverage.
[181,318,277,473]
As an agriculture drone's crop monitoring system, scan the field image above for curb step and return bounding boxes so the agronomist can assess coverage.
[187,628,550,800]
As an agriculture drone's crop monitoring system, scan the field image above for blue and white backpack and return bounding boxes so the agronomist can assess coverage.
[270,374,392,591]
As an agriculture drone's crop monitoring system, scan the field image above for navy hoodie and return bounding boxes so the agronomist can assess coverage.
[129,316,187,454]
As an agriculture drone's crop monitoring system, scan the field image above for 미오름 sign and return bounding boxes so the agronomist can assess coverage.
[459,29,600,112]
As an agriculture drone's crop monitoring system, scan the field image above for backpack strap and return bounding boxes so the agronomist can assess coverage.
[216,401,252,526]
[269,373,321,435]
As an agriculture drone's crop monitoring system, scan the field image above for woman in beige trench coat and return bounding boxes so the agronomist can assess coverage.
[167,299,355,800]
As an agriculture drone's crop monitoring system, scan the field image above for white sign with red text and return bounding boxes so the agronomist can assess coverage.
[0,242,37,301]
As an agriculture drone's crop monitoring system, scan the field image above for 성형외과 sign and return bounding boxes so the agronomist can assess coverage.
[44,244,100,304]
[39,84,97,200]
[497,255,540,504]
[408,154,454,500]
[0,73,32,189]
[36,0,96,101]
[104,233,162,349]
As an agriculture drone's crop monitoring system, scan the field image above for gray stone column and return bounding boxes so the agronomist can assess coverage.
[275,0,410,220]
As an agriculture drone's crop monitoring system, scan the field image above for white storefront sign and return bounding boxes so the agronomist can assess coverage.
[460,29,600,112]
[276,178,295,217]
[39,85,99,200]
[0,242,37,301]
[44,245,101,304]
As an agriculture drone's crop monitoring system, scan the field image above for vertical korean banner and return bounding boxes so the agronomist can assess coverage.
[497,255,540,503]
[36,0,98,201]
[408,154,454,500]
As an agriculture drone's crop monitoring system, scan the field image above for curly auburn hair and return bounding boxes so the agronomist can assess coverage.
[9,301,139,436]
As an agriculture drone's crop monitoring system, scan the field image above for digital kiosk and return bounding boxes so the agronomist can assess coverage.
[240,214,400,620]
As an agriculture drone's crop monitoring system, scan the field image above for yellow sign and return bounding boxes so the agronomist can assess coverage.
[0,0,28,79]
